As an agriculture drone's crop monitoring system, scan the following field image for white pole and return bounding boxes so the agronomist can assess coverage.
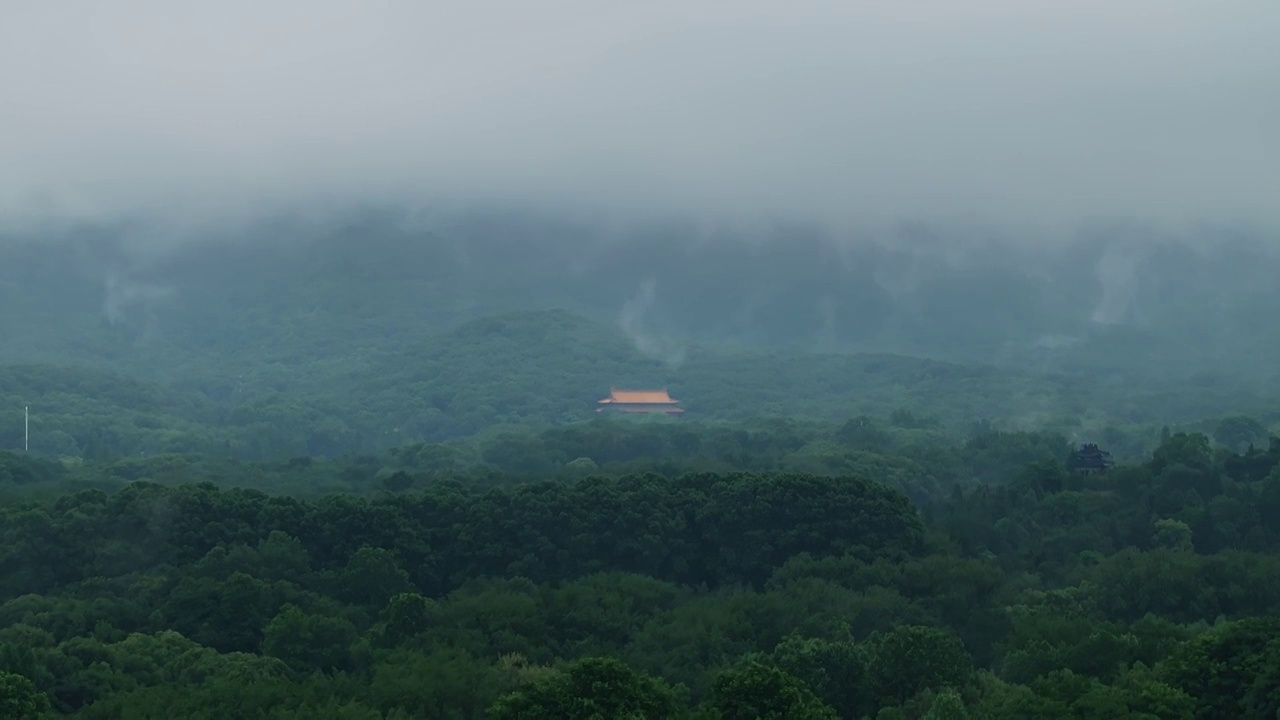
[24,406,29,452]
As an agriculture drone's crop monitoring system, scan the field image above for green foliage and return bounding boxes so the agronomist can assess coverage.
[336,546,414,609]
[381,593,433,642]
[1152,519,1194,552]
[923,689,969,720]
[489,656,681,719]
[262,604,358,673]
[1160,617,1280,719]
[707,661,837,719]
[10,219,1280,718]
[0,393,1279,716]
[368,647,510,719]
[765,633,867,717]
[865,625,973,705]
[1213,416,1268,451]
[0,669,50,718]
[5,303,1275,465]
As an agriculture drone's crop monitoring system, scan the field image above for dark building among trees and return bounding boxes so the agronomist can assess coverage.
[1069,443,1114,475]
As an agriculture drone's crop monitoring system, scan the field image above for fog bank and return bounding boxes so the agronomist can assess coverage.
[2,1,1277,236]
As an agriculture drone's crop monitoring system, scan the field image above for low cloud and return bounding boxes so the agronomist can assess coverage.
[103,272,174,325]
[1091,245,1144,325]
[0,1,1276,238]
[619,278,686,368]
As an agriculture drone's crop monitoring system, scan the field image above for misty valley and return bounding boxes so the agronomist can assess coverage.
[7,0,1280,714]
[0,210,1279,719]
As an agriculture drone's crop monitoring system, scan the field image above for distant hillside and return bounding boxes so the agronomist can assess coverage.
[352,310,1274,438]
[0,364,227,458]
[7,308,1270,462]
[4,209,1280,462]
[4,207,1280,388]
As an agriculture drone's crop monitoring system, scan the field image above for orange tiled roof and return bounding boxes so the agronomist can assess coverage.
[600,389,678,404]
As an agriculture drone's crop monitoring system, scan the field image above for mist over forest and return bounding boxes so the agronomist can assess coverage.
[3,2,1280,718]
[4,204,1280,382]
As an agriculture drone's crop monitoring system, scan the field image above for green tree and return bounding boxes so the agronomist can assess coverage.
[707,661,837,720]
[924,689,970,720]
[382,592,435,642]
[1151,433,1214,475]
[261,604,358,673]
[370,648,506,719]
[1160,616,1280,719]
[489,656,681,720]
[1213,416,1268,452]
[866,625,973,706]
[1152,518,1194,552]
[339,546,414,608]
[0,670,49,718]
[767,633,869,718]
[836,416,893,452]
[381,470,416,493]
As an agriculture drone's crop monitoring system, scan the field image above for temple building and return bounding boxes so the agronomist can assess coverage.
[1069,443,1115,475]
[597,388,684,415]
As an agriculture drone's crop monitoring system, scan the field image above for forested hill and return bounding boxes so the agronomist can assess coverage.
[5,215,1280,715]
[3,430,1280,717]
[6,207,1280,716]
[3,307,1278,462]
[4,208,1279,463]
[3,208,1280,385]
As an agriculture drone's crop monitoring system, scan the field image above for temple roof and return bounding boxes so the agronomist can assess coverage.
[1069,443,1114,469]
[599,388,678,404]
[1073,443,1112,458]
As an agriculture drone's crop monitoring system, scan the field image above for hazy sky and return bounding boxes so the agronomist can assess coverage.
[2,1,1277,234]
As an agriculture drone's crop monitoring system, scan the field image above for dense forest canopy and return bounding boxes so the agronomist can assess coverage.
[3,207,1280,716]
[0,197,1277,720]
[4,428,1280,717]
[4,0,1279,714]
[3,210,1280,464]
[2,226,1280,715]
